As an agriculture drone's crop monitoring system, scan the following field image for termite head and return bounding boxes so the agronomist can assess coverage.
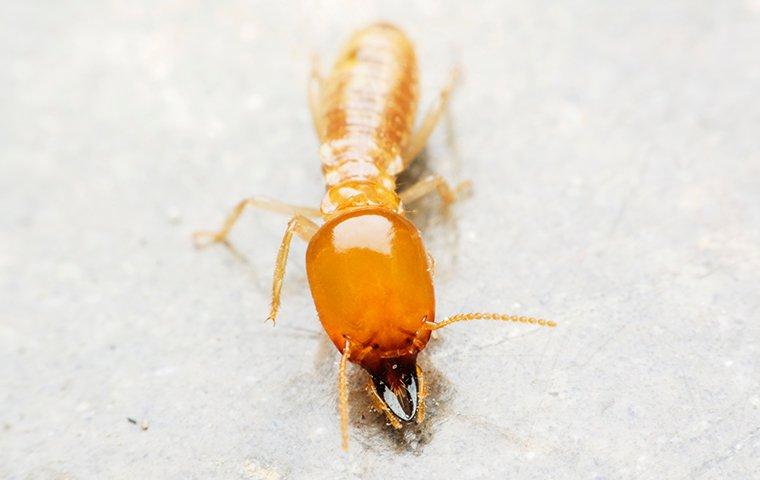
[306,206,435,356]
[305,207,434,423]
[368,354,420,422]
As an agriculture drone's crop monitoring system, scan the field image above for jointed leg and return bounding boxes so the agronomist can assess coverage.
[339,340,351,451]
[399,174,471,206]
[268,215,319,324]
[425,312,557,331]
[402,67,461,166]
[193,197,320,247]
[426,253,436,277]
[308,54,326,142]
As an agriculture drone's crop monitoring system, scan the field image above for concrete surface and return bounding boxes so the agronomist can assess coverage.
[2,1,760,478]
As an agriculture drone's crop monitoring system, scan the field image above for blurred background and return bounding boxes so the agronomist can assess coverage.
[2,1,759,478]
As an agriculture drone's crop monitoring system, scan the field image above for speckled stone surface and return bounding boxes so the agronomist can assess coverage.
[2,1,760,478]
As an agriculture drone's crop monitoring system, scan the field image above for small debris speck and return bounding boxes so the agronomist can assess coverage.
[166,206,182,224]
[127,417,149,431]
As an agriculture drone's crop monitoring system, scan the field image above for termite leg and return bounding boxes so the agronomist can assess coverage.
[339,340,351,451]
[192,197,320,247]
[424,312,558,331]
[399,174,471,206]
[268,214,319,324]
[402,66,461,166]
[308,53,326,141]
[426,252,436,277]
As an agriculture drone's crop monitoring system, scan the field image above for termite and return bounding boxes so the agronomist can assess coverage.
[193,22,556,450]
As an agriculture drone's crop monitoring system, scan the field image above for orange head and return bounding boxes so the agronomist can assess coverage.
[306,207,433,422]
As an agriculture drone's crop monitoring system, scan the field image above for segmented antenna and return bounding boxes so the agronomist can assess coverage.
[415,365,426,424]
[425,312,557,330]
[338,340,351,452]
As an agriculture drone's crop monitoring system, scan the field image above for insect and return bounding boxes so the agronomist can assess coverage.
[194,22,556,450]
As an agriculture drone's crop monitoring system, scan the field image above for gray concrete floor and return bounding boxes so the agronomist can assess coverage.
[2,1,760,478]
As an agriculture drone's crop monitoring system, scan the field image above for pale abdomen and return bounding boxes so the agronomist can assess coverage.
[318,23,419,215]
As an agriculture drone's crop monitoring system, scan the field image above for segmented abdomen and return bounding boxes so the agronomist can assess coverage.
[318,23,418,215]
